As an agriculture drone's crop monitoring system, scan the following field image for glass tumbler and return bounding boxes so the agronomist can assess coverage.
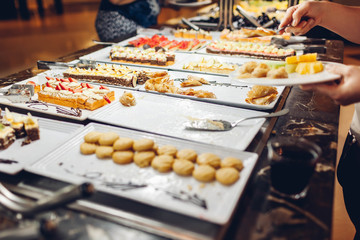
[268,136,322,200]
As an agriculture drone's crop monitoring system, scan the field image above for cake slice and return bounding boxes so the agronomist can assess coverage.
[0,123,15,150]
[24,113,40,141]
[11,114,26,138]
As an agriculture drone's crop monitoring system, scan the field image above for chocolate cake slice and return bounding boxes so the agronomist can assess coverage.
[24,113,40,141]
[0,124,15,150]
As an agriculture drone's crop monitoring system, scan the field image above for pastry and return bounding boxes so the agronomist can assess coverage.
[134,151,156,167]
[176,149,197,162]
[113,137,134,151]
[216,167,239,185]
[23,113,40,141]
[112,151,134,164]
[133,138,154,151]
[183,57,236,74]
[173,159,194,176]
[157,145,177,156]
[193,165,216,182]
[151,155,174,172]
[245,85,278,105]
[120,91,136,107]
[98,132,119,146]
[221,157,244,171]
[95,146,114,159]
[84,131,103,144]
[80,142,97,155]
[197,153,221,168]
[0,123,15,150]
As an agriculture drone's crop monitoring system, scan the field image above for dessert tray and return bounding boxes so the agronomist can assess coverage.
[26,122,259,224]
[143,70,285,110]
[0,76,123,121]
[39,68,285,110]
[89,89,267,151]
[229,63,341,86]
[0,114,83,174]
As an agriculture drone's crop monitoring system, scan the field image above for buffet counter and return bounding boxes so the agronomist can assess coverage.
[0,33,343,240]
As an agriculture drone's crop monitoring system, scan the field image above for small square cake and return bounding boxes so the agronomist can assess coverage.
[11,114,26,138]
[24,113,40,141]
[0,123,16,149]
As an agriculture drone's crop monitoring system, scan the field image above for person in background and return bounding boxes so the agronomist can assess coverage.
[279,1,360,239]
[95,0,160,42]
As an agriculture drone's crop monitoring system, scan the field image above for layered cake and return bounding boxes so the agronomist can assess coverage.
[38,77,115,111]
[110,46,175,66]
[174,29,212,40]
[128,34,207,52]
[0,123,15,150]
[24,113,40,141]
[206,41,295,60]
[63,64,166,87]
[183,57,236,74]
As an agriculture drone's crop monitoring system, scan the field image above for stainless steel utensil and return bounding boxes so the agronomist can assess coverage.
[37,59,97,70]
[184,108,289,131]
[0,84,34,103]
[270,37,327,47]
[181,18,200,31]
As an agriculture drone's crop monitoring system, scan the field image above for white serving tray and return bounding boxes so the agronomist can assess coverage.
[0,76,122,121]
[0,114,83,174]
[147,70,285,110]
[169,53,250,76]
[26,122,258,224]
[89,88,267,151]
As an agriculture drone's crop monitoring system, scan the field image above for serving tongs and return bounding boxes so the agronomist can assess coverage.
[0,182,94,239]
[270,37,327,47]
[181,17,200,31]
[37,59,97,70]
[0,84,34,103]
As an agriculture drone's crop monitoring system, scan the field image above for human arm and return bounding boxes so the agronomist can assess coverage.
[278,1,360,44]
[109,0,137,6]
[300,64,360,106]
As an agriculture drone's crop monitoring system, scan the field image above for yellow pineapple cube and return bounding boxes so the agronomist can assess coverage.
[309,61,324,74]
[297,53,317,62]
[285,63,298,73]
[296,62,310,74]
[285,55,298,64]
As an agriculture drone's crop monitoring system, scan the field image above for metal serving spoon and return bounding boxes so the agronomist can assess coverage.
[184,108,289,131]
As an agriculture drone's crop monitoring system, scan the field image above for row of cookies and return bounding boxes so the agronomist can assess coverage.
[80,131,244,185]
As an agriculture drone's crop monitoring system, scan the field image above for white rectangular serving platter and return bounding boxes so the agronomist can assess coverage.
[0,113,83,174]
[89,88,267,151]
[26,122,259,224]
[146,70,285,110]
[38,68,285,111]
[79,45,190,70]
[0,76,123,121]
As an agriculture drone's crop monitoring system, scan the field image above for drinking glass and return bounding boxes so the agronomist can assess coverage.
[267,136,322,200]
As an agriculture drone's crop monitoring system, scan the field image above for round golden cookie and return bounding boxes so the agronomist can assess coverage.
[216,167,239,185]
[196,153,221,168]
[84,131,102,144]
[95,146,114,159]
[134,151,156,168]
[80,142,97,155]
[192,165,215,182]
[176,149,197,162]
[151,155,174,173]
[221,157,244,171]
[98,132,119,146]
[112,151,134,164]
[157,145,177,156]
[133,138,154,151]
[173,159,194,176]
[113,137,134,151]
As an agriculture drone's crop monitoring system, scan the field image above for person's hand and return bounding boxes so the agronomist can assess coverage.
[300,64,360,106]
[278,1,325,36]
